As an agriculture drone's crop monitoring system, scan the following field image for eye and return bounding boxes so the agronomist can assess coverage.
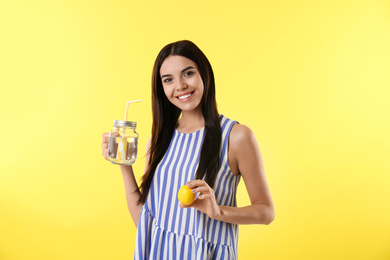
[163,77,173,84]
[184,71,195,77]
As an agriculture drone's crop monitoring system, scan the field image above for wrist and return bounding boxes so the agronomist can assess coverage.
[215,205,224,222]
[119,164,132,169]
[120,164,134,175]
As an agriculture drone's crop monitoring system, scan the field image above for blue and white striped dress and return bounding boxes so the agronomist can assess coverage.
[134,115,240,260]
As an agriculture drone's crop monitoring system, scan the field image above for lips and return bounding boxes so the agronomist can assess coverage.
[177,91,194,100]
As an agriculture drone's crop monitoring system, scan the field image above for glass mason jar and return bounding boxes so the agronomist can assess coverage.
[107,120,138,165]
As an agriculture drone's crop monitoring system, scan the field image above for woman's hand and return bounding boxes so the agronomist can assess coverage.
[180,180,221,220]
[102,133,109,160]
[181,124,274,225]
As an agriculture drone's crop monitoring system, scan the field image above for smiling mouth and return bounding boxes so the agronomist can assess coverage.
[177,91,194,100]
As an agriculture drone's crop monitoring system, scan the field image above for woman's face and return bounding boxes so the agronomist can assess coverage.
[160,55,204,113]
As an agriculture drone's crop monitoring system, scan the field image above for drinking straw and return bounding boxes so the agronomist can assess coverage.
[124,99,142,121]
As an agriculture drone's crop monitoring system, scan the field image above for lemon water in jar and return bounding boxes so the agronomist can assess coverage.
[108,120,138,165]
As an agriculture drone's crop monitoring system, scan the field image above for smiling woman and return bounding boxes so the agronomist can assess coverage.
[160,56,204,114]
[101,40,274,260]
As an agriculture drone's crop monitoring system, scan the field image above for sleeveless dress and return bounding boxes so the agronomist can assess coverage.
[134,115,240,260]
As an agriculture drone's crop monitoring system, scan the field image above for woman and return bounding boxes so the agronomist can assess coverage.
[102,40,274,259]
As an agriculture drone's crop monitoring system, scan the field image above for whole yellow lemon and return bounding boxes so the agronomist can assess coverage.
[178,184,195,205]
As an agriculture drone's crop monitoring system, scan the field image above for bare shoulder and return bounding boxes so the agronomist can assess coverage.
[228,123,261,175]
[146,137,152,148]
[145,137,152,156]
[229,123,257,149]
[144,137,153,173]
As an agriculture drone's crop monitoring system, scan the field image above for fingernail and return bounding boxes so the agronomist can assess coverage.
[187,183,192,187]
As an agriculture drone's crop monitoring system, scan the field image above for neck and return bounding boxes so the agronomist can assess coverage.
[177,109,204,133]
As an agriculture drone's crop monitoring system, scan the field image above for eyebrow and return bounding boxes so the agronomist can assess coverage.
[161,66,196,79]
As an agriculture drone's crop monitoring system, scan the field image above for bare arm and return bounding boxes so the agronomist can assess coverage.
[223,123,274,224]
[183,124,275,225]
[102,133,151,227]
[119,164,142,226]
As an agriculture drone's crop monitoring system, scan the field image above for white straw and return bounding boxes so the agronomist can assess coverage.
[124,99,142,121]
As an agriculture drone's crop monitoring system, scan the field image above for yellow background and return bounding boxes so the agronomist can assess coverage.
[1,0,389,259]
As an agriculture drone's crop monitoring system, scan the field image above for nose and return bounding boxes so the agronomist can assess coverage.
[176,78,188,91]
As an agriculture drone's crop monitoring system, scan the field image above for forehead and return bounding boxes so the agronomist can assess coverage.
[160,55,198,74]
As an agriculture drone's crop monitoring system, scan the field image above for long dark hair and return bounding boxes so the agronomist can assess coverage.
[138,40,222,204]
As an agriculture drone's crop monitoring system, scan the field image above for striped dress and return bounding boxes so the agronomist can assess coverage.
[134,115,240,260]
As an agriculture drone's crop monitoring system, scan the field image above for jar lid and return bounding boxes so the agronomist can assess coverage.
[113,120,136,127]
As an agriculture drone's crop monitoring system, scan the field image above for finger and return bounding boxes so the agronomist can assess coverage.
[103,149,108,160]
[191,186,210,194]
[179,203,191,208]
[102,143,108,153]
[197,193,211,200]
[102,133,110,142]
[102,144,108,157]
[187,179,207,188]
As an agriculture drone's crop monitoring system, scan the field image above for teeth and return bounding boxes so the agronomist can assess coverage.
[178,93,192,100]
